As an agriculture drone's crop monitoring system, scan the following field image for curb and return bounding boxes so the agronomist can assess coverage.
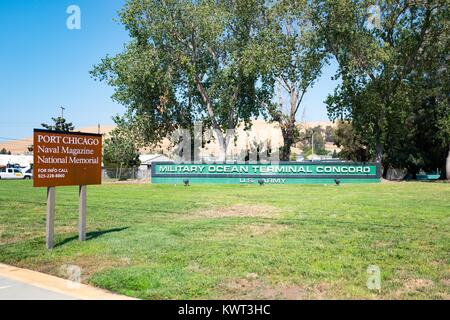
[0,263,137,300]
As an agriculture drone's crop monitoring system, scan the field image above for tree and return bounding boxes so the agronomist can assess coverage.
[408,4,450,178]
[386,23,450,178]
[0,148,10,155]
[262,0,326,161]
[41,116,75,131]
[91,43,190,151]
[92,0,272,160]
[332,120,370,162]
[300,126,328,157]
[103,121,141,180]
[324,125,333,143]
[314,0,448,177]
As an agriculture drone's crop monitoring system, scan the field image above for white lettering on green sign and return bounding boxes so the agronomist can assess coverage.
[157,164,373,175]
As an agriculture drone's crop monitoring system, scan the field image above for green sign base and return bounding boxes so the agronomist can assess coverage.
[151,162,381,184]
[151,176,380,184]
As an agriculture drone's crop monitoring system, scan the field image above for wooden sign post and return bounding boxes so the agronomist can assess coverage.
[33,129,102,249]
[79,185,87,241]
[46,187,55,249]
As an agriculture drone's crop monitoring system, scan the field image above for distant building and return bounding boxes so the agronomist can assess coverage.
[139,154,172,171]
[0,155,33,168]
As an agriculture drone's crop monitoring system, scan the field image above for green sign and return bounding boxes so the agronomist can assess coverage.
[151,162,380,184]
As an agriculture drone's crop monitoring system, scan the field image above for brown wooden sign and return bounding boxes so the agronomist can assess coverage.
[33,129,102,187]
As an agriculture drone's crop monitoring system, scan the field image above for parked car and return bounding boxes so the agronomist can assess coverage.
[23,168,33,179]
[0,167,24,179]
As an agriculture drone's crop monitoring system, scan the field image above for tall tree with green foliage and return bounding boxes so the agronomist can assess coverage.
[389,15,450,177]
[314,0,448,176]
[92,0,272,160]
[261,0,326,161]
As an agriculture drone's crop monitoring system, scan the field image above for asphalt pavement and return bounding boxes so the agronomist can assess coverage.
[0,276,76,300]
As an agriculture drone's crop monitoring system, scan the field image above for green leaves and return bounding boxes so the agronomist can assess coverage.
[321,0,449,174]
[91,42,186,147]
[41,117,75,132]
[93,0,272,156]
[258,0,327,160]
[103,121,141,168]
[92,0,448,171]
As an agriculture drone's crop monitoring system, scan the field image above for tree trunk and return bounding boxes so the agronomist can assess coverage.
[280,142,292,162]
[375,142,383,164]
[195,80,230,162]
[446,144,450,180]
[280,121,295,161]
[382,165,388,179]
[213,128,230,162]
[375,140,388,178]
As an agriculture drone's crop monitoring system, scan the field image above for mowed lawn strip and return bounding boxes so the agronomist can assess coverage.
[0,180,449,299]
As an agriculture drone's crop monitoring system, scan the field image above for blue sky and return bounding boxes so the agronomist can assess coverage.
[0,0,338,141]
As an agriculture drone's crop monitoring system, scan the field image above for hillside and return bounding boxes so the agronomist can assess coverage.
[0,125,115,155]
[0,121,337,156]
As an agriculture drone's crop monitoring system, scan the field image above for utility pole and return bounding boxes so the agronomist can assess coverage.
[311,129,314,161]
[60,106,66,119]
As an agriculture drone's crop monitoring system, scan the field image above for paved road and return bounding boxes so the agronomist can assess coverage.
[0,276,76,300]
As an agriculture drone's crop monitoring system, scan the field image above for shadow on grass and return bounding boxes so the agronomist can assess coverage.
[55,227,129,248]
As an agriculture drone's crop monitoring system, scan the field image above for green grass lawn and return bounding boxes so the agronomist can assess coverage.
[0,180,449,299]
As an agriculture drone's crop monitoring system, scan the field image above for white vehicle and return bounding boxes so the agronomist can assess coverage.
[0,167,24,180]
[23,168,33,179]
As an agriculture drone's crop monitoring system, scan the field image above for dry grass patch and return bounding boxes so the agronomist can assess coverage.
[14,255,131,282]
[391,278,435,298]
[66,255,131,280]
[440,278,450,286]
[403,278,434,291]
[218,275,332,300]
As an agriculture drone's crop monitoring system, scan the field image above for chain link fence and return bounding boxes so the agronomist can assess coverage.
[102,167,150,183]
